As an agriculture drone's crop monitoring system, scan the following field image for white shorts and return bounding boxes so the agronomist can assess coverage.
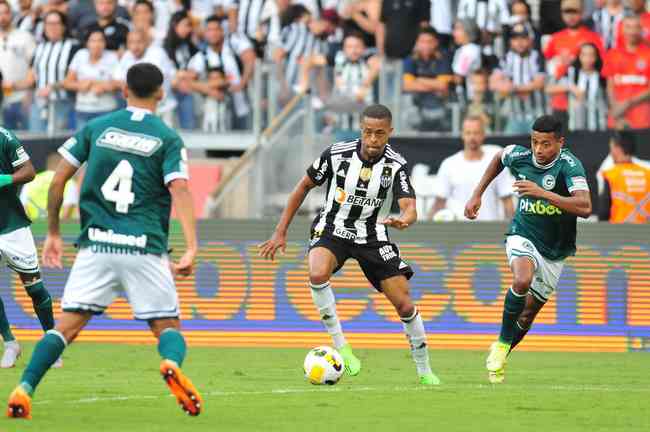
[0,227,40,274]
[61,248,179,320]
[505,235,564,303]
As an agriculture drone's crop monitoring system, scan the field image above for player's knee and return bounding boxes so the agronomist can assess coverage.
[309,268,331,286]
[394,299,415,319]
[512,275,532,295]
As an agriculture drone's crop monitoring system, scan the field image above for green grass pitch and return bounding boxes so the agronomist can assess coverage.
[1,344,648,431]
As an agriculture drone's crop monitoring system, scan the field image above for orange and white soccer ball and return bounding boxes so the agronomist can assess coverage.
[303,346,344,385]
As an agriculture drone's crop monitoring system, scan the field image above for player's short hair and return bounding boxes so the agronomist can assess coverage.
[126,62,163,98]
[361,104,392,124]
[611,131,636,156]
[532,115,563,137]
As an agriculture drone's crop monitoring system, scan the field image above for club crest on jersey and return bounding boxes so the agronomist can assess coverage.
[542,174,556,190]
[359,167,372,182]
[380,166,393,188]
[97,127,163,156]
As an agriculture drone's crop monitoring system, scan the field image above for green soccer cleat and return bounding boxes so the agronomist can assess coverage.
[419,372,441,385]
[338,344,361,376]
[486,341,510,384]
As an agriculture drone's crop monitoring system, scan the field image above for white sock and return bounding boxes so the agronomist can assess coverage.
[310,281,346,349]
[401,309,432,376]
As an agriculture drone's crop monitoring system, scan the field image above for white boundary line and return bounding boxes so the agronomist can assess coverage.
[32,383,650,406]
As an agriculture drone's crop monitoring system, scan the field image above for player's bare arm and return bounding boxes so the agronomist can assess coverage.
[383,197,416,230]
[465,151,505,219]
[259,175,317,260]
[1,160,36,188]
[514,182,592,218]
[43,158,78,269]
[169,179,197,277]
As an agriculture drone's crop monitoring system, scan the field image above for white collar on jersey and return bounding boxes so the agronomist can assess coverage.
[126,106,153,114]
[532,150,561,170]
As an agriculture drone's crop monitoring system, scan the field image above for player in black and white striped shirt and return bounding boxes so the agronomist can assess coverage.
[590,0,624,49]
[259,104,440,386]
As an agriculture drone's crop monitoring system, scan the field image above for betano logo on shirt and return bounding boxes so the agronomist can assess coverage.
[519,197,563,216]
[334,187,383,207]
[97,127,162,156]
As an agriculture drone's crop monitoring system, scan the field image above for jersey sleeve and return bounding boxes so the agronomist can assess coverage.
[306,148,332,186]
[0,128,30,168]
[500,144,518,168]
[564,157,590,193]
[58,125,91,167]
[393,166,416,200]
[162,135,190,185]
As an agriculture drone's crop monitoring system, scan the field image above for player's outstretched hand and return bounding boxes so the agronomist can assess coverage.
[514,180,545,198]
[464,195,481,220]
[171,249,196,277]
[43,234,64,269]
[382,217,409,230]
[258,233,286,261]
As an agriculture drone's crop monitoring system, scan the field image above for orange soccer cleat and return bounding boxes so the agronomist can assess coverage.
[7,386,32,419]
[160,360,203,416]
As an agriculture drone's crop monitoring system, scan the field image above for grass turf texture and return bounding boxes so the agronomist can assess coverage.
[1,344,648,431]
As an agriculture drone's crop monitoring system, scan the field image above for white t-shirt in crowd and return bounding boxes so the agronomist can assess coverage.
[68,49,119,113]
[452,43,482,77]
[0,28,36,104]
[433,145,514,221]
[114,45,178,113]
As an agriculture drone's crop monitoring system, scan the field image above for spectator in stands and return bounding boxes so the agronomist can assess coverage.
[81,0,130,52]
[503,0,540,50]
[113,28,178,123]
[236,0,283,58]
[456,0,510,58]
[402,27,453,131]
[547,42,607,130]
[0,0,36,130]
[64,29,119,126]
[202,66,231,132]
[429,0,453,48]
[543,0,604,127]
[599,132,650,223]
[164,10,198,129]
[452,18,482,101]
[428,115,514,221]
[376,0,431,60]
[591,0,623,50]
[340,0,380,50]
[69,0,130,36]
[26,10,79,132]
[189,16,256,130]
[131,0,163,45]
[273,5,327,99]
[13,0,37,33]
[614,0,650,48]
[465,69,495,130]
[603,15,650,130]
[490,22,545,134]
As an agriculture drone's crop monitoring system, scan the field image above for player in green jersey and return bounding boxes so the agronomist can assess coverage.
[7,63,203,419]
[464,115,592,384]
[0,127,58,369]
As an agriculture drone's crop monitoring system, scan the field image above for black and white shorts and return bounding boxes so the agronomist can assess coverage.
[309,234,414,291]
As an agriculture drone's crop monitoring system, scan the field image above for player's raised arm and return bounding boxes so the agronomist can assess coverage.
[465,150,506,219]
[258,175,318,260]
[168,178,197,277]
[44,158,79,269]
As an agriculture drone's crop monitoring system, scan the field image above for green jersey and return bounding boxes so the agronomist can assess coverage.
[501,144,589,261]
[0,127,31,235]
[58,108,188,255]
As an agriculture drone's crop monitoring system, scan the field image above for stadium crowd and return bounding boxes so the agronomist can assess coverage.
[1,0,650,134]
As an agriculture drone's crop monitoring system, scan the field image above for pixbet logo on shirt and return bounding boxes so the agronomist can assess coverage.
[519,197,563,216]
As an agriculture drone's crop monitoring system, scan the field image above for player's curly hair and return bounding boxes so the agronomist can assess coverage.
[532,115,563,137]
[362,104,392,124]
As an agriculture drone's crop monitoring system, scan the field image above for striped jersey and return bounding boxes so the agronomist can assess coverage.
[498,49,546,121]
[307,139,415,244]
[591,7,623,50]
[280,22,327,87]
[32,38,79,100]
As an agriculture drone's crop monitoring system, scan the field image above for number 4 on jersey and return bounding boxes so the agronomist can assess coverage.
[101,160,135,214]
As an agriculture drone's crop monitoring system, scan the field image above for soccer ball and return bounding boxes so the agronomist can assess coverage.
[303,346,345,385]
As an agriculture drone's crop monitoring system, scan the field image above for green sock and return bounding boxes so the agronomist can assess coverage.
[158,328,187,366]
[509,321,530,353]
[20,330,66,396]
[498,287,526,344]
[25,280,55,332]
[0,296,16,342]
